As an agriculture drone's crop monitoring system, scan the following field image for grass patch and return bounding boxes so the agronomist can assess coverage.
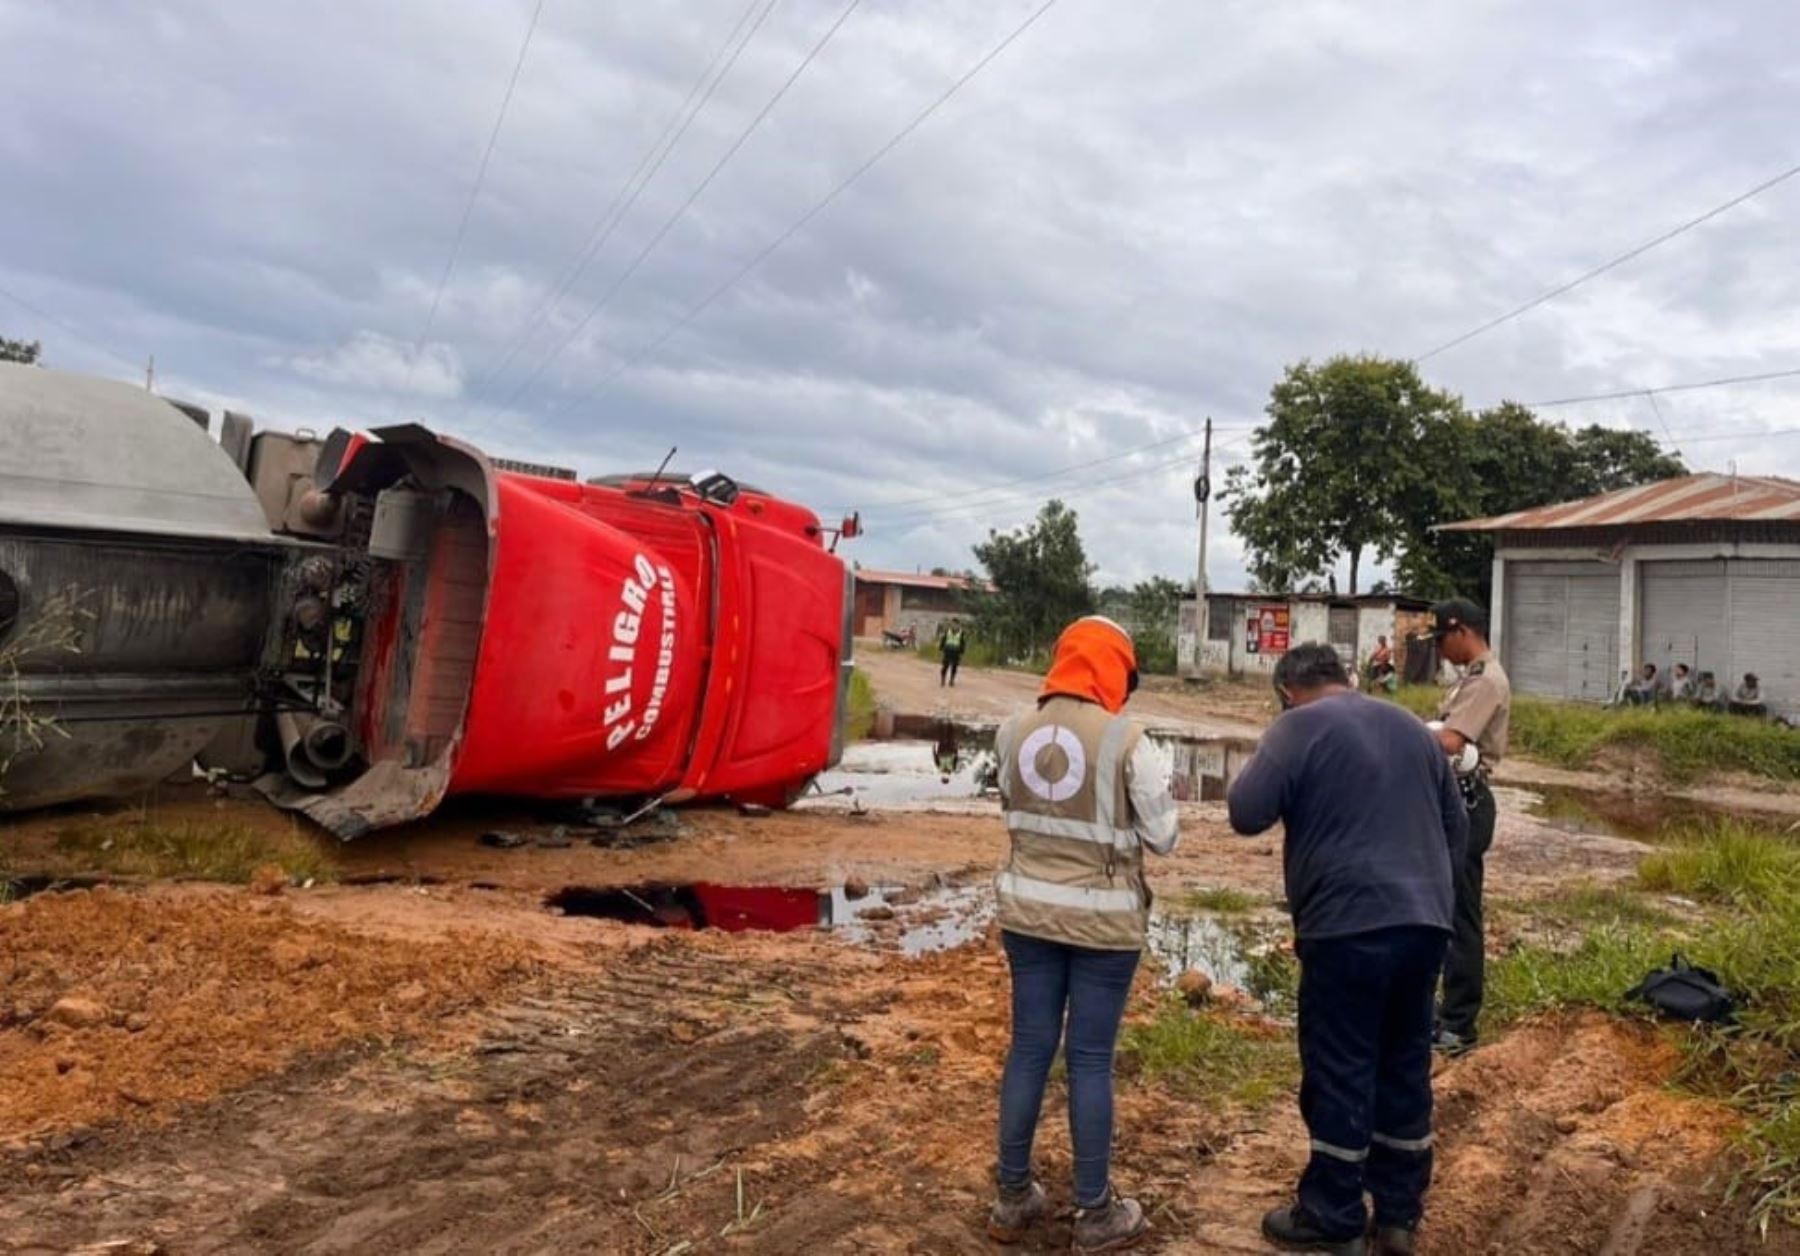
[844,667,878,742]
[1121,998,1297,1107]
[1175,886,1262,915]
[1385,686,1800,782]
[1508,883,1681,932]
[1638,820,1800,906]
[1483,815,1800,1227]
[50,817,337,884]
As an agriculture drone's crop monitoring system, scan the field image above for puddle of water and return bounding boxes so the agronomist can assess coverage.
[1144,911,1298,1014]
[545,880,991,956]
[822,719,1256,808]
[1524,785,1756,843]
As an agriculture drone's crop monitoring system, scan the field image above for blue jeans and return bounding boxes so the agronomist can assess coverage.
[997,930,1140,1207]
[1297,926,1448,1239]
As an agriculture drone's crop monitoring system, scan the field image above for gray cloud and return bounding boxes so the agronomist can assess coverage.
[5,0,1800,593]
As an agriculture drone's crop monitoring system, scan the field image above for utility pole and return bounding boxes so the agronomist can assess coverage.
[1193,417,1213,673]
[144,354,155,392]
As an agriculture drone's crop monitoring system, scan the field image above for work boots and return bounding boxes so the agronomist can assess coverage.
[1260,1203,1370,1254]
[986,1178,1047,1244]
[1070,1186,1148,1253]
[1371,1220,1418,1255]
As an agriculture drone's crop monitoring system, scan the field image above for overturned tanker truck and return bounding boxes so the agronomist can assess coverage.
[0,365,855,837]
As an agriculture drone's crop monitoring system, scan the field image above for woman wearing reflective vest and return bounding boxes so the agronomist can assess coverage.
[985,616,1180,1252]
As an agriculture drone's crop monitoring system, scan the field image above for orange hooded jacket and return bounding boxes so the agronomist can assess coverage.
[1039,616,1138,715]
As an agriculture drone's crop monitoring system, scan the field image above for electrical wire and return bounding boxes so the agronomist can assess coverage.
[0,280,140,375]
[461,0,776,403]
[496,0,863,414]
[849,430,1203,513]
[870,438,1249,530]
[540,0,1066,420]
[403,0,549,393]
[1415,159,1800,364]
[1523,365,1800,408]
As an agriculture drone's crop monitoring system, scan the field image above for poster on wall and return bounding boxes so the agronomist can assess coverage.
[1246,604,1290,655]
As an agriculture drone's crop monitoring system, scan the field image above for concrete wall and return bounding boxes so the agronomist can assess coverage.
[1183,596,1415,679]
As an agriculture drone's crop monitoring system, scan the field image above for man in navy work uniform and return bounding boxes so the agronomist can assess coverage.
[1228,644,1468,1255]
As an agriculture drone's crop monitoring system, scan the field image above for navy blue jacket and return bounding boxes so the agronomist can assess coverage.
[1227,691,1467,940]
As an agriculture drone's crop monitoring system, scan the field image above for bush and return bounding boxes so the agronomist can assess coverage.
[844,668,878,742]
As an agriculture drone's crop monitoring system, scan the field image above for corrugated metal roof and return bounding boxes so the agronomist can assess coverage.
[0,365,275,542]
[854,567,992,592]
[1439,473,1800,532]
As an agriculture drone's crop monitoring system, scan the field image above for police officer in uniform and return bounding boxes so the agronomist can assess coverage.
[985,615,1179,1253]
[1427,598,1511,1056]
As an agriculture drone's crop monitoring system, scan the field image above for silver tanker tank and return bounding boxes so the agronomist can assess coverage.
[0,364,285,810]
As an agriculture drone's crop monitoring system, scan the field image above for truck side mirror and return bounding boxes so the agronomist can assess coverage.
[840,512,861,539]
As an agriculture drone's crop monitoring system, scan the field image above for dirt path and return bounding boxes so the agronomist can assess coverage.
[853,648,1269,740]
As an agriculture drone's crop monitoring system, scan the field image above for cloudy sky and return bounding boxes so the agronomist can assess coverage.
[4,0,1799,589]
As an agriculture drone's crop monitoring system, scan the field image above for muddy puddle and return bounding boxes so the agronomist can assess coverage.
[816,716,1257,807]
[547,879,994,956]
[1521,783,1788,842]
[547,876,1291,1004]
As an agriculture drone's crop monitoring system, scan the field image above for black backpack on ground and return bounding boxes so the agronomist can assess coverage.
[1625,953,1735,1024]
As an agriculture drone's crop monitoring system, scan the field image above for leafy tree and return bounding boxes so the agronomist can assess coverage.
[1569,423,1686,493]
[1393,403,1684,599]
[1224,355,1467,594]
[1,336,42,365]
[971,499,1095,661]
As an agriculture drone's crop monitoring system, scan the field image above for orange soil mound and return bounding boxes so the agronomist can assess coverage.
[0,886,539,1139]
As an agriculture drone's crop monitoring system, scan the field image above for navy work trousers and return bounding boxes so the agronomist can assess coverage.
[996,930,1139,1207]
[1439,779,1496,1040]
[1296,925,1448,1239]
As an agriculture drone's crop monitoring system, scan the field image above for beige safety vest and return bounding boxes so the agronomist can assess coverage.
[994,695,1151,951]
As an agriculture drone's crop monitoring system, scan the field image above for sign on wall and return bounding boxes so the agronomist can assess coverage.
[1245,604,1291,655]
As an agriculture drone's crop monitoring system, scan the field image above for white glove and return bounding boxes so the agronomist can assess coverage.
[1426,720,1482,776]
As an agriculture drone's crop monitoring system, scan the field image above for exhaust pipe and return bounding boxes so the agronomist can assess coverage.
[277,711,352,788]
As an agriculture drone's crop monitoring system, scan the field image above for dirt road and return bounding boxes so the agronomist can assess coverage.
[853,647,1270,740]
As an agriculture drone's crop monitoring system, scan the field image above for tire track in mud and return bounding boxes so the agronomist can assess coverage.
[0,938,877,1254]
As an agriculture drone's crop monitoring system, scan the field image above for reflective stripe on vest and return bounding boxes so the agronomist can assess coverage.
[996,870,1142,914]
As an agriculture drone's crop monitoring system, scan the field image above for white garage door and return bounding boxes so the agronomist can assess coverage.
[1639,560,1728,682]
[1726,560,1800,719]
[1505,561,1621,702]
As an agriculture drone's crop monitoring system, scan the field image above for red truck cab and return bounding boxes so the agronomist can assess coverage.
[272,425,852,837]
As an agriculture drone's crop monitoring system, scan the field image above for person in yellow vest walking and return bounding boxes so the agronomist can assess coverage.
[985,616,1180,1252]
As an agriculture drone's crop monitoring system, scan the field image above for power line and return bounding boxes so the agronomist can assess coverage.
[853,430,1203,514]
[541,0,1066,420]
[1665,424,1800,444]
[461,0,775,404]
[404,0,549,393]
[871,438,1251,530]
[498,0,863,415]
[1415,159,1800,364]
[0,280,140,375]
[1523,365,1800,408]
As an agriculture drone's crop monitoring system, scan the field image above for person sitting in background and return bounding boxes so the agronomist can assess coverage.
[1670,663,1696,703]
[1730,673,1767,718]
[1625,663,1661,706]
[1606,669,1632,707]
[1695,671,1723,710]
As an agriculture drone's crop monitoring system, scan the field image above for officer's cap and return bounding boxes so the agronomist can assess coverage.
[1428,597,1489,639]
